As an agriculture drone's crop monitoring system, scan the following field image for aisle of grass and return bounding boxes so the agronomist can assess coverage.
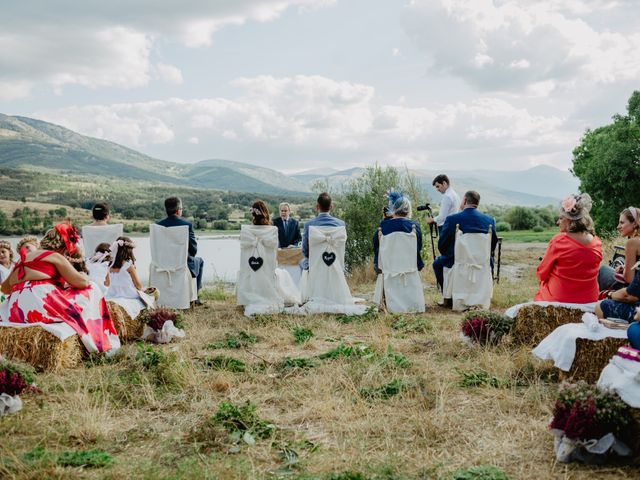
[0,243,637,479]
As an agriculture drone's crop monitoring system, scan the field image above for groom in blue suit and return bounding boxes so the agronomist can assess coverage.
[433,190,498,294]
[300,192,345,270]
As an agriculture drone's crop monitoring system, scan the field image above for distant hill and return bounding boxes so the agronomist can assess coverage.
[0,114,310,196]
[292,165,578,206]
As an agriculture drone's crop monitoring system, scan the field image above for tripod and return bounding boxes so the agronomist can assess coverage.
[417,203,437,260]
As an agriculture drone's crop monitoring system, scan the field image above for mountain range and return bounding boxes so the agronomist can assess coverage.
[0,113,579,205]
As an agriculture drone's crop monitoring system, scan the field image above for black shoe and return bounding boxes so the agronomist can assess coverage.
[193,298,204,307]
[437,298,452,309]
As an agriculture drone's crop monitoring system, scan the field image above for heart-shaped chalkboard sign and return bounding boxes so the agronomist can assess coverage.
[322,251,336,267]
[248,256,263,271]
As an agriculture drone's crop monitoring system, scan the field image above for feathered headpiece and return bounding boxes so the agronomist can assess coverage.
[54,223,80,256]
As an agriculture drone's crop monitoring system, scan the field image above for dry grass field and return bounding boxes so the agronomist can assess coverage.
[0,241,637,479]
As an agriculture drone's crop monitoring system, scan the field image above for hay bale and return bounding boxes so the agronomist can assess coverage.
[511,305,585,347]
[107,301,143,342]
[0,325,82,371]
[566,337,629,383]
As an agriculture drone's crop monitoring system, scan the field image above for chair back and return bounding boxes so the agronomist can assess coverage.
[450,224,493,310]
[237,225,282,307]
[82,224,123,258]
[374,228,425,313]
[303,226,352,305]
[148,224,193,309]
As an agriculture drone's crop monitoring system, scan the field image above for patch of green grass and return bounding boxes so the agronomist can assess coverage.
[201,355,247,372]
[207,330,258,349]
[291,325,314,344]
[278,357,318,370]
[499,229,555,243]
[358,378,410,401]
[317,343,376,360]
[457,369,523,389]
[451,465,510,480]
[379,347,411,369]
[212,401,275,443]
[135,342,164,369]
[390,316,430,334]
[335,305,378,324]
[56,449,114,468]
[199,282,232,301]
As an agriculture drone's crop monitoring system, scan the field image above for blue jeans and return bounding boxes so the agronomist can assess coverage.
[599,299,640,322]
[190,256,204,291]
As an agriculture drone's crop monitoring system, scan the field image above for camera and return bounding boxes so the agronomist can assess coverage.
[416,203,432,212]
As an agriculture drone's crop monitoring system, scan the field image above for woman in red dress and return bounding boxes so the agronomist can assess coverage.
[0,223,120,354]
[534,193,602,304]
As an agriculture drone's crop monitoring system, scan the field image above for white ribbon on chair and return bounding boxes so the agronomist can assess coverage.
[450,225,493,311]
[237,225,283,311]
[150,263,182,287]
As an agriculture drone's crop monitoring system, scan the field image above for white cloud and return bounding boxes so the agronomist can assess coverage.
[155,63,183,85]
[402,0,640,92]
[34,74,574,171]
[0,0,333,97]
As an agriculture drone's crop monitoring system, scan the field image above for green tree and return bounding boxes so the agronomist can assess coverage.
[572,90,640,232]
[505,206,537,230]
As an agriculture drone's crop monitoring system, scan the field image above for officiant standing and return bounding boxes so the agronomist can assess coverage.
[273,202,302,248]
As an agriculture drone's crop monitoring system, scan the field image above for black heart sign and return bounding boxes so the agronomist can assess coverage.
[322,251,336,266]
[249,256,263,271]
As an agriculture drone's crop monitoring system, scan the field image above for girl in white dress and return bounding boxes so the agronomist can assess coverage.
[105,237,146,319]
[86,242,111,294]
[0,240,14,283]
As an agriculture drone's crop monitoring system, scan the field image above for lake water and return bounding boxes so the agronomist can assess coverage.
[6,235,242,285]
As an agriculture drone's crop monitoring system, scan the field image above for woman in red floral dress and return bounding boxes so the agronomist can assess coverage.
[0,223,120,354]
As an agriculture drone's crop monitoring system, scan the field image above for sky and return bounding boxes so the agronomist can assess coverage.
[1,0,639,174]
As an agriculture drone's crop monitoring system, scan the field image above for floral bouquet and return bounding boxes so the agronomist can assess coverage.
[549,381,632,463]
[460,310,514,346]
[140,307,186,344]
[0,358,38,416]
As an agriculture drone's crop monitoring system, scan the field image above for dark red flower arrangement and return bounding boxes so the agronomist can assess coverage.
[550,381,629,441]
[0,360,38,396]
[140,307,184,332]
[460,310,514,345]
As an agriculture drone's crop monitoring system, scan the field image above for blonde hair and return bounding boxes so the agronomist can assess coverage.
[17,235,39,252]
[0,240,13,263]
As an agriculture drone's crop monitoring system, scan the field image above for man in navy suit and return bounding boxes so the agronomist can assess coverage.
[157,197,204,304]
[433,190,498,297]
[300,192,345,270]
[272,202,302,248]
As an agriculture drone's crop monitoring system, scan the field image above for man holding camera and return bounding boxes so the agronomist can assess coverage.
[426,174,460,233]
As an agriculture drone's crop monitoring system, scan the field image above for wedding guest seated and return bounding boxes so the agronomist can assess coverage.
[373,191,424,274]
[534,193,602,303]
[105,236,150,318]
[16,236,39,254]
[90,202,111,225]
[87,242,111,293]
[300,192,345,270]
[273,202,302,248]
[598,207,640,291]
[595,268,640,323]
[157,196,204,304]
[0,223,119,354]
[0,240,14,283]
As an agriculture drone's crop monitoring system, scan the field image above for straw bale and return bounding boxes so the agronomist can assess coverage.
[566,337,628,383]
[0,325,82,371]
[511,305,585,347]
[107,301,143,342]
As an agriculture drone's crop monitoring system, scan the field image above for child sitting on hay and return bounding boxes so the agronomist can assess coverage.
[104,237,155,319]
[0,240,15,283]
[87,243,111,294]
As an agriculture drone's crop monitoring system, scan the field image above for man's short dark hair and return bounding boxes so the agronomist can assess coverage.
[165,197,182,216]
[464,190,481,206]
[92,202,110,221]
[432,174,450,186]
[317,192,332,212]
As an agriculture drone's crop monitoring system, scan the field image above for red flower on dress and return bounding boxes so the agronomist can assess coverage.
[26,310,47,324]
[9,301,25,323]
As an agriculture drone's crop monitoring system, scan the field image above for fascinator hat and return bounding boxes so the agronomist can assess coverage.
[386,189,412,217]
[560,193,592,221]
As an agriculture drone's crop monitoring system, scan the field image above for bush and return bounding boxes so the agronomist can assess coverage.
[532,225,544,232]
[212,220,228,230]
[495,221,511,232]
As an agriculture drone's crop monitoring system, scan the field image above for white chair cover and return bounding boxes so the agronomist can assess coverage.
[82,224,123,258]
[449,225,493,311]
[598,355,640,408]
[148,224,195,309]
[301,226,365,314]
[373,229,425,313]
[237,225,284,312]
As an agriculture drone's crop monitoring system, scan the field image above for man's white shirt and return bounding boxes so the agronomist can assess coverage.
[433,187,460,227]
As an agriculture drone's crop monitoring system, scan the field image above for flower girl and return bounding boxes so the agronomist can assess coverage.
[105,237,150,318]
[86,242,111,293]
